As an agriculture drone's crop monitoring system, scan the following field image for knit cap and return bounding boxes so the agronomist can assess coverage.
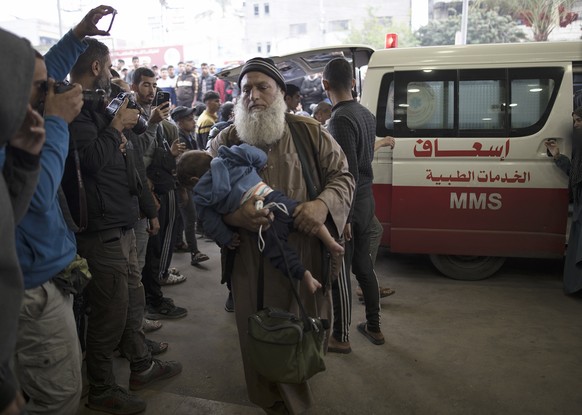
[238,57,286,91]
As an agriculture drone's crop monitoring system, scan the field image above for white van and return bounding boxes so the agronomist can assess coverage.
[218,42,582,280]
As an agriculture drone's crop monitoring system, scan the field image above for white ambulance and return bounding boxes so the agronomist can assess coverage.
[218,42,582,280]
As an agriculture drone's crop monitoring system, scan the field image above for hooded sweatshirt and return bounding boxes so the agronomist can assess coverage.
[10,30,87,289]
[0,27,37,413]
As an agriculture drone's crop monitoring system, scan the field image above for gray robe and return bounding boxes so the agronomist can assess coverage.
[211,113,354,413]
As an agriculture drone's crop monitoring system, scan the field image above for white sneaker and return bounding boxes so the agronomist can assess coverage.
[160,271,186,286]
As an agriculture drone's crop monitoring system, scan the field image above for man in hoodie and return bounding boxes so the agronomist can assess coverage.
[0,28,45,415]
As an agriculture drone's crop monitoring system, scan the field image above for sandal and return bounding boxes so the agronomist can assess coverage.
[190,251,209,265]
[356,286,395,302]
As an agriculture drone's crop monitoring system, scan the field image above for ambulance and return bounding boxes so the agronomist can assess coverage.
[217,41,582,280]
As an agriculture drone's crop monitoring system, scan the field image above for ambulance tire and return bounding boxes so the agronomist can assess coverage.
[429,254,505,281]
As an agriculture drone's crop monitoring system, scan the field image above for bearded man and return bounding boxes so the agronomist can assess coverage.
[62,38,182,415]
[209,58,354,414]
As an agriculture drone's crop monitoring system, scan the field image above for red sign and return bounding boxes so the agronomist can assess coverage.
[110,45,184,67]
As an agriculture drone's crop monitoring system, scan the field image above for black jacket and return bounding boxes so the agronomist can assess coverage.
[62,109,139,232]
[126,129,157,220]
[146,125,177,195]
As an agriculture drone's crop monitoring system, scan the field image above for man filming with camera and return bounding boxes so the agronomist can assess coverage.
[61,38,182,414]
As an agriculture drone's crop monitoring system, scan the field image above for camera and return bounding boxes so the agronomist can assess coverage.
[105,92,148,134]
[42,81,107,113]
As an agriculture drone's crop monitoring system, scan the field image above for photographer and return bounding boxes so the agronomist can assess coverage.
[0,28,43,415]
[62,38,182,415]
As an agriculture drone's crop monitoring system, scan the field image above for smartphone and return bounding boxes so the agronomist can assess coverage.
[154,91,171,107]
[97,9,117,33]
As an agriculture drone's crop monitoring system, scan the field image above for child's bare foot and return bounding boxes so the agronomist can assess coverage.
[303,270,322,294]
[327,239,344,256]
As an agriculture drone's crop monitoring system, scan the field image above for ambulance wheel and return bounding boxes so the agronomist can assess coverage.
[428,254,505,281]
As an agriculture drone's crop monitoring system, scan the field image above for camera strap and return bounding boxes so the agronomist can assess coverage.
[71,135,88,232]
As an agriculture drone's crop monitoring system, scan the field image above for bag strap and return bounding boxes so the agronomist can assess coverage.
[289,125,321,200]
[257,227,315,332]
[288,125,331,293]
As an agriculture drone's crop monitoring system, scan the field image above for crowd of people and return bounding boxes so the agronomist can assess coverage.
[14,3,582,415]
[0,2,401,413]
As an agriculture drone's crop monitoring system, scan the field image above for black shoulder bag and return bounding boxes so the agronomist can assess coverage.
[247,230,327,384]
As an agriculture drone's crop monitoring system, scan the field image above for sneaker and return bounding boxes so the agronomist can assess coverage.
[357,322,385,345]
[145,338,168,356]
[86,385,146,415]
[190,251,209,266]
[146,297,188,320]
[129,359,182,391]
[224,292,234,312]
[159,272,186,286]
[143,318,162,333]
[117,338,168,359]
[327,336,352,354]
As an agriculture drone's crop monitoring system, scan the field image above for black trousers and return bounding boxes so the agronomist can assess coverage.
[332,191,381,339]
[142,189,179,306]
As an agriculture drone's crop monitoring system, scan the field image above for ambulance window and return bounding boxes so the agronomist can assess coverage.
[458,69,506,135]
[385,81,394,129]
[508,67,563,136]
[391,70,456,137]
[510,78,555,129]
[459,80,505,130]
[405,80,454,130]
[376,73,394,136]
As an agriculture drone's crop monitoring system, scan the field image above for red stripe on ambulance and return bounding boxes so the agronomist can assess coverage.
[373,183,568,258]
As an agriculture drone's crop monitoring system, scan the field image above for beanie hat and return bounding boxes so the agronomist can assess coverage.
[238,57,286,92]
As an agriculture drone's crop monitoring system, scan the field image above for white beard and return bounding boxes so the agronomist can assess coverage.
[234,94,287,147]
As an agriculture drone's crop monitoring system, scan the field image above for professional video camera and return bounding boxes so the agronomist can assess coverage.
[105,92,148,135]
[51,82,148,135]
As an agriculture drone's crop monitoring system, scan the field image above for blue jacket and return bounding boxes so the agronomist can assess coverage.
[0,30,87,289]
[193,143,266,246]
